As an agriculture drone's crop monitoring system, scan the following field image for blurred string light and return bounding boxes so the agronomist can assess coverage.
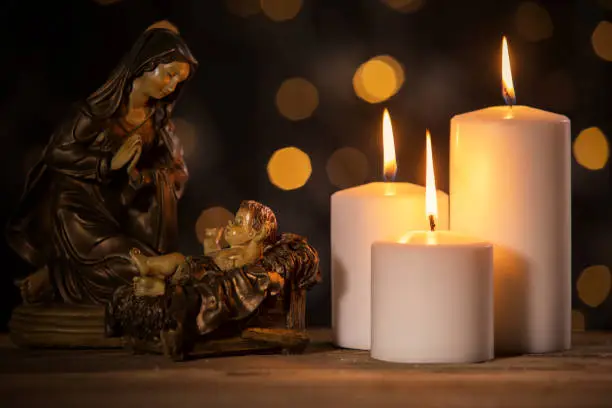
[275,78,319,120]
[515,2,553,42]
[573,127,609,170]
[592,21,612,61]
[353,55,405,104]
[267,147,312,190]
[576,265,612,308]
[571,310,585,332]
[326,147,369,189]
[173,118,198,159]
[380,0,425,13]
[260,0,302,21]
[226,0,261,17]
[195,206,235,243]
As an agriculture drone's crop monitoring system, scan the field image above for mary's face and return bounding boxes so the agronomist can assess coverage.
[138,61,191,100]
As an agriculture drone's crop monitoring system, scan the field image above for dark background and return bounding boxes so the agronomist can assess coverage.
[0,0,611,331]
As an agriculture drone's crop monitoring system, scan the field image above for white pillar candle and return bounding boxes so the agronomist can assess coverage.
[371,231,493,363]
[331,110,449,350]
[371,130,493,363]
[449,38,571,354]
[332,184,449,350]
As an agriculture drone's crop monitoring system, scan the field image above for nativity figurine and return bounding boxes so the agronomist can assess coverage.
[7,21,198,306]
[6,21,322,358]
[106,200,321,360]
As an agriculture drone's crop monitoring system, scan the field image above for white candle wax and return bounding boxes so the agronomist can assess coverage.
[331,182,449,350]
[450,105,571,354]
[371,231,493,363]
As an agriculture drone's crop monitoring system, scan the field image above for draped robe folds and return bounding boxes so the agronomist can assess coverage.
[6,27,198,305]
[106,233,322,341]
[6,106,189,304]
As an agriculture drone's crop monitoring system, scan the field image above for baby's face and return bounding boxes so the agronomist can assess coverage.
[224,208,257,246]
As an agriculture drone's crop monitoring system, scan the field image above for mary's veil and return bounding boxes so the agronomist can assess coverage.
[84,21,198,121]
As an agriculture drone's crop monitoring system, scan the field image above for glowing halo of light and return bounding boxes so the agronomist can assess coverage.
[592,21,612,61]
[515,2,554,42]
[577,265,612,307]
[267,146,312,190]
[353,55,405,104]
[275,78,319,121]
[260,0,302,21]
[573,127,609,170]
[195,206,235,244]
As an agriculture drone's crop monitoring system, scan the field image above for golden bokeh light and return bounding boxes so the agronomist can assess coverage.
[226,0,261,17]
[577,265,612,308]
[573,127,609,170]
[326,147,369,189]
[592,21,612,61]
[260,0,302,22]
[353,55,405,104]
[515,2,553,42]
[380,0,424,13]
[571,310,586,332]
[275,78,319,121]
[267,147,312,190]
[173,118,197,159]
[195,206,235,244]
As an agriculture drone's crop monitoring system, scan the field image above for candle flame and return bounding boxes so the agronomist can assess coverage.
[502,36,516,106]
[425,129,437,231]
[382,109,397,182]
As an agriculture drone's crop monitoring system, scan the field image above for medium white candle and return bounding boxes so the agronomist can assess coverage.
[331,110,449,350]
[371,231,493,363]
[450,37,571,354]
[371,131,493,363]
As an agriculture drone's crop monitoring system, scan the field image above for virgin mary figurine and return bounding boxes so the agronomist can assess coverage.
[7,21,199,305]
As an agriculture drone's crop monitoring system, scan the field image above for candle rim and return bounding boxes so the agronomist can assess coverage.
[331,181,450,197]
[451,105,570,123]
[372,230,492,248]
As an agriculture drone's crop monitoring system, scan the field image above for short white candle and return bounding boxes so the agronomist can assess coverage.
[450,37,571,354]
[331,110,449,350]
[371,131,493,364]
[371,231,493,363]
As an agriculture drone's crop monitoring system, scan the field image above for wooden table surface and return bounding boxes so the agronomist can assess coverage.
[1,329,612,408]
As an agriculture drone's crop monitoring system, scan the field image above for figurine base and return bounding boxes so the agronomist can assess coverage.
[9,303,122,349]
[8,303,309,357]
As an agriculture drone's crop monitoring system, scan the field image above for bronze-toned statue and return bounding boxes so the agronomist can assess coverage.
[7,21,198,305]
[129,200,285,297]
[106,201,321,360]
[7,22,322,359]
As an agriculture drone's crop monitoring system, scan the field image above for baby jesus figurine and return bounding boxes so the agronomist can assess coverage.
[106,200,321,359]
[129,200,284,297]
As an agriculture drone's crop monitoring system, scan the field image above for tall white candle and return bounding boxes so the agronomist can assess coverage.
[450,37,571,354]
[371,131,493,364]
[331,110,449,350]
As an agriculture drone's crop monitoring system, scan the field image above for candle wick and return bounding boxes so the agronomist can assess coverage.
[428,214,436,232]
